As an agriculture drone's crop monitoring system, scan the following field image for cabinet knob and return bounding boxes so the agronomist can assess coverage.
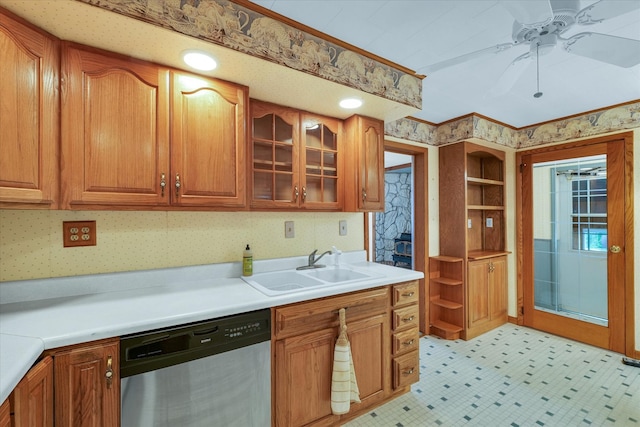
[402,315,415,322]
[160,173,166,197]
[175,173,181,196]
[403,339,415,346]
[362,188,367,202]
[302,186,307,202]
[610,245,621,254]
[488,262,495,273]
[105,356,113,389]
[294,186,299,202]
[402,368,415,376]
[402,292,415,297]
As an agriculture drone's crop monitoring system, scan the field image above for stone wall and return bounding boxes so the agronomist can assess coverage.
[375,171,412,263]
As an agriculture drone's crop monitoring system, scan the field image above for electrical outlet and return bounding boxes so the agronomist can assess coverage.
[339,220,347,236]
[63,221,96,247]
[486,217,494,228]
[467,218,472,229]
[285,221,295,238]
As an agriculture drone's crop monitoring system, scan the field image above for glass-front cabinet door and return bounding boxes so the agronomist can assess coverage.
[301,114,342,210]
[250,101,342,210]
[250,102,300,208]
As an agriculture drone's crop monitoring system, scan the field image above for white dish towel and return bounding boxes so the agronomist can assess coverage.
[330,308,361,415]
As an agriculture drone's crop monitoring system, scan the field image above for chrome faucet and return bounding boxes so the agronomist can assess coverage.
[296,249,332,270]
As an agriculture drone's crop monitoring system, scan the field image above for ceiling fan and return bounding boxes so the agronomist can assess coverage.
[421,0,640,96]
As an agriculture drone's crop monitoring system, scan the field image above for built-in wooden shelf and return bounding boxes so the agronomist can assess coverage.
[467,177,504,186]
[431,298,463,310]
[431,277,463,286]
[467,205,505,211]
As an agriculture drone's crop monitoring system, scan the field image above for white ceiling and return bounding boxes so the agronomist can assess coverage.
[251,0,640,127]
[1,0,638,128]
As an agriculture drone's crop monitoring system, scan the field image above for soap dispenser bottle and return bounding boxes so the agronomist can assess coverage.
[242,244,253,277]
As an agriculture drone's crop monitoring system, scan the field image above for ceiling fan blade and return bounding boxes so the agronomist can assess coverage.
[420,43,514,74]
[488,52,532,97]
[564,32,640,67]
[576,0,640,25]
[499,0,553,28]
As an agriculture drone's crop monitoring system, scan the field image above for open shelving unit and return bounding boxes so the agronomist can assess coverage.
[429,256,464,340]
[435,141,509,340]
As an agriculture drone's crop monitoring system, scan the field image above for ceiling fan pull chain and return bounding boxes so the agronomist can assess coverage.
[534,42,543,98]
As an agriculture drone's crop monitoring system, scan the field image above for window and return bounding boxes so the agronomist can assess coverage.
[571,177,607,252]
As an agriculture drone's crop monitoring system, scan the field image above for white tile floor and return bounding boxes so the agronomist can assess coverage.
[345,323,640,426]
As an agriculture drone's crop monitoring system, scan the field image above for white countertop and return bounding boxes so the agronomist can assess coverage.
[0,251,423,404]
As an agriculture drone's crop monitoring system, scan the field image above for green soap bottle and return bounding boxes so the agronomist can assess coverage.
[242,244,253,276]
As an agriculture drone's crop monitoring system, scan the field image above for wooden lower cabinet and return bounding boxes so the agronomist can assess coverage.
[53,338,120,427]
[0,398,10,427]
[274,314,388,426]
[273,282,420,427]
[12,356,54,427]
[467,256,507,339]
[390,281,420,390]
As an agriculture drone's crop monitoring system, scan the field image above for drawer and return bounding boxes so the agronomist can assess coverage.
[273,286,389,339]
[392,304,419,331]
[393,350,419,389]
[392,327,419,356]
[392,281,418,307]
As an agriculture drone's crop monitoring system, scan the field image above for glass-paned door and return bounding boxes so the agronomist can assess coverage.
[521,138,626,353]
[532,155,608,325]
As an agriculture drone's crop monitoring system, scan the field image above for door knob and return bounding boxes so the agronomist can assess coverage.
[610,245,621,254]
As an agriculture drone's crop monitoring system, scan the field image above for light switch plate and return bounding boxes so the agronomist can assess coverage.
[339,220,347,236]
[467,218,472,229]
[285,221,295,238]
[486,217,494,228]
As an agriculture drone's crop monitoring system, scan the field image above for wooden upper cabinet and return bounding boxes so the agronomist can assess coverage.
[61,42,170,208]
[250,100,342,210]
[344,115,384,212]
[171,71,248,208]
[300,113,343,210]
[0,10,59,208]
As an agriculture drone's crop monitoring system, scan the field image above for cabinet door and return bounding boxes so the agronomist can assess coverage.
[0,12,59,208]
[61,43,170,208]
[171,72,247,207]
[12,356,53,427]
[0,398,10,427]
[468,260,490,328]
[250,101,300,208]
[275,327,335,426]
[274,315,388,427]
[360,117,384,211]
[300,113,342,210]
[344,115,384,211]
[54,339,119,427]
[489,256,507,320]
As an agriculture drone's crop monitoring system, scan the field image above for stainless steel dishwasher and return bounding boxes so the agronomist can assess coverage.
[120,309,271,427]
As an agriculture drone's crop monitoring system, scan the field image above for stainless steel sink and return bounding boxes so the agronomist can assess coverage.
[242,267,376,296]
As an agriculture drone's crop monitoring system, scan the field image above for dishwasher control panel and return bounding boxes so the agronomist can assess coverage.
[120,308,270,378]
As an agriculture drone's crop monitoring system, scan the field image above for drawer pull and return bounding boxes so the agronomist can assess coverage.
[402,292,415,297]
[403,339,415,346]
[402,368,415,375]
[402,316,415,322]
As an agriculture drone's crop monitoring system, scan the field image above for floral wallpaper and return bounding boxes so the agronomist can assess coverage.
[385,101,640,149]
[76,0,422,109]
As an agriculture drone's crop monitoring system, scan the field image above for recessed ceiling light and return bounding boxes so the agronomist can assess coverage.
[339,98,363,109]
[182,50,217,71]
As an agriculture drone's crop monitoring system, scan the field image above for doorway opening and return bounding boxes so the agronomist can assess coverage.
[373,152,414,268]
[365,140,429,333]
